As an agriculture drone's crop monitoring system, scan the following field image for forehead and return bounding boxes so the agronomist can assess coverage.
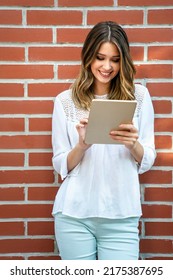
[98,42,120,56]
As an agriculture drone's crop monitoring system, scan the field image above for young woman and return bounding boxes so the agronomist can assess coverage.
[52,21,156,260]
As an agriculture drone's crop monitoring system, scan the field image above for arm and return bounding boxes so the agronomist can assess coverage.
[136,88,156,173]
[109,87,156,172]
[67,119,91,172]
[109,123,144,164]
[52,96,72,179]
[52,97,90,177]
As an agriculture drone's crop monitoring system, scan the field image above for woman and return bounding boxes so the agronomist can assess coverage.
[52,21,156,260]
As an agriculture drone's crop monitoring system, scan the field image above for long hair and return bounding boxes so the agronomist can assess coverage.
[72,21,136,110]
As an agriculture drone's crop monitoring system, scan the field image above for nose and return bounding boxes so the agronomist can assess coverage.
[103,59,112,70]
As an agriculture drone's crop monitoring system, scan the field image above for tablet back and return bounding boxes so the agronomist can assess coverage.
[85,99,137,144]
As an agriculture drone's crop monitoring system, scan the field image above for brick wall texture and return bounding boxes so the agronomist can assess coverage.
[0,0,172,260]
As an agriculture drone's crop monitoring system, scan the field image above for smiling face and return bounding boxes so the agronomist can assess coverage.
[91,42,120,95]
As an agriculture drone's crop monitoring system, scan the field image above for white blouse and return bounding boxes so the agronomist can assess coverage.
[52,84,156,219]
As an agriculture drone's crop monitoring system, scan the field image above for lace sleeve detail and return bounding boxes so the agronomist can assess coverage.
[58,90,89,122]
[134,84,146,116]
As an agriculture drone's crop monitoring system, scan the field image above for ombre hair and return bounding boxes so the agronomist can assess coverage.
[72,21,136,110]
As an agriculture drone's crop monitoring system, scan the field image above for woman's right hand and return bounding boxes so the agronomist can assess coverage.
[67,119,91,173]
[76,118,92,150]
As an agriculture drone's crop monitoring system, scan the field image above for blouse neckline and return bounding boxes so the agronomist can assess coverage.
[94,94,108,99]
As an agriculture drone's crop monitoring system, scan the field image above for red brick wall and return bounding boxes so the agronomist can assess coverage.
[0,0,172,260]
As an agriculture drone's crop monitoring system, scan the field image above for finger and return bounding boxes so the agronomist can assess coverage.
[110,130,138,139]
[76,123,84,130]
[119,124,137,133]
[111,134,137,142]
[110,136,138,149]
[80,118,88,125]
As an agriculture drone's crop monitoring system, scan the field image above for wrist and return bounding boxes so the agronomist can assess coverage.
[76,143,88,152]
[129,140,138,152]
[129,140,144,164]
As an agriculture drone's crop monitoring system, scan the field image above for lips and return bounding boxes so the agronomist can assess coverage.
[99,71,112,78]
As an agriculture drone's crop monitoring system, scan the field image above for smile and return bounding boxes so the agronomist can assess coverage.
[99,71,112,78]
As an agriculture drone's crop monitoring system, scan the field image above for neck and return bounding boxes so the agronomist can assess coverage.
[94,83,109,96]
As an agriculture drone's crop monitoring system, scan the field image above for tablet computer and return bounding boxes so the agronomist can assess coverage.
[85,99,137,144]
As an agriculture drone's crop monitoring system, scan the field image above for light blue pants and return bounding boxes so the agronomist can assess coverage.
[54,213,140,260]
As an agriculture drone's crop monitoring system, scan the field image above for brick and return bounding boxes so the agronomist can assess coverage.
[28,186,57,201]
[0,239,54,253]
[154,153,173,167]
[0,100,53,114]
[0,118,24,132]
[0,187,24,201]
[145,222,173,236]
[139,170,172,184]
[0,170,54,184]
[135,64,172,79]
[148,9,173,24]
[29,46,81,61]
[140,239,173,254]
[130,46,144,61]
[58,65,80,79]
[29,152,52,166]
[27,10,82,25]
[0,204,52,218]
[118,0,173,5]
[142,204,172,218]
[155,135,172,149]
[57,28,90,44]
[0,135,51,149]
[145,187,173,202]
[87,10,143,25]
[145,256,173,260]
[0,222,24,236]
[153,100,172,114]
[125,28,173,43]
[29,256,61,260]
[0,47,24,61]
[0,10,22,25]
[147,83,173,97]
[148,46,173,61]
[28,83,70,97]
[0,28,52,43]
[0,65,53,79]
[28,221,54,235]
[0,153,24,167]
[0,83,24,97]
[29,118,52,131]
[0,0,54,6]
[155,118,173,132]
[59,0,113,6]
[0,256,24,260]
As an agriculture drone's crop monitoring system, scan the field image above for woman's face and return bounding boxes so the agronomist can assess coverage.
[91,42,120,94]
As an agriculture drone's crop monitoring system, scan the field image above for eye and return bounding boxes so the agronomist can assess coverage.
[112,58,120,63]
[96,55,104,61]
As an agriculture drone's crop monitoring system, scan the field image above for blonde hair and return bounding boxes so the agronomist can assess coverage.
[72,21,136,110]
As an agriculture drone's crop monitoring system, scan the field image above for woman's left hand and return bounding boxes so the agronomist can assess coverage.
[109,123,139,150]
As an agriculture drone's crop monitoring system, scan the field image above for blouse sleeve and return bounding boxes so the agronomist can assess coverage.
[52,96,71,179]
[137,88,156,174]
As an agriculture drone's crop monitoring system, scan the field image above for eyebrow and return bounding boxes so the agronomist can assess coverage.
[97,52,120,58]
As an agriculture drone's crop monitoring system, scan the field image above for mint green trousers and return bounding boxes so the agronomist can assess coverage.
[54,212,140,260]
